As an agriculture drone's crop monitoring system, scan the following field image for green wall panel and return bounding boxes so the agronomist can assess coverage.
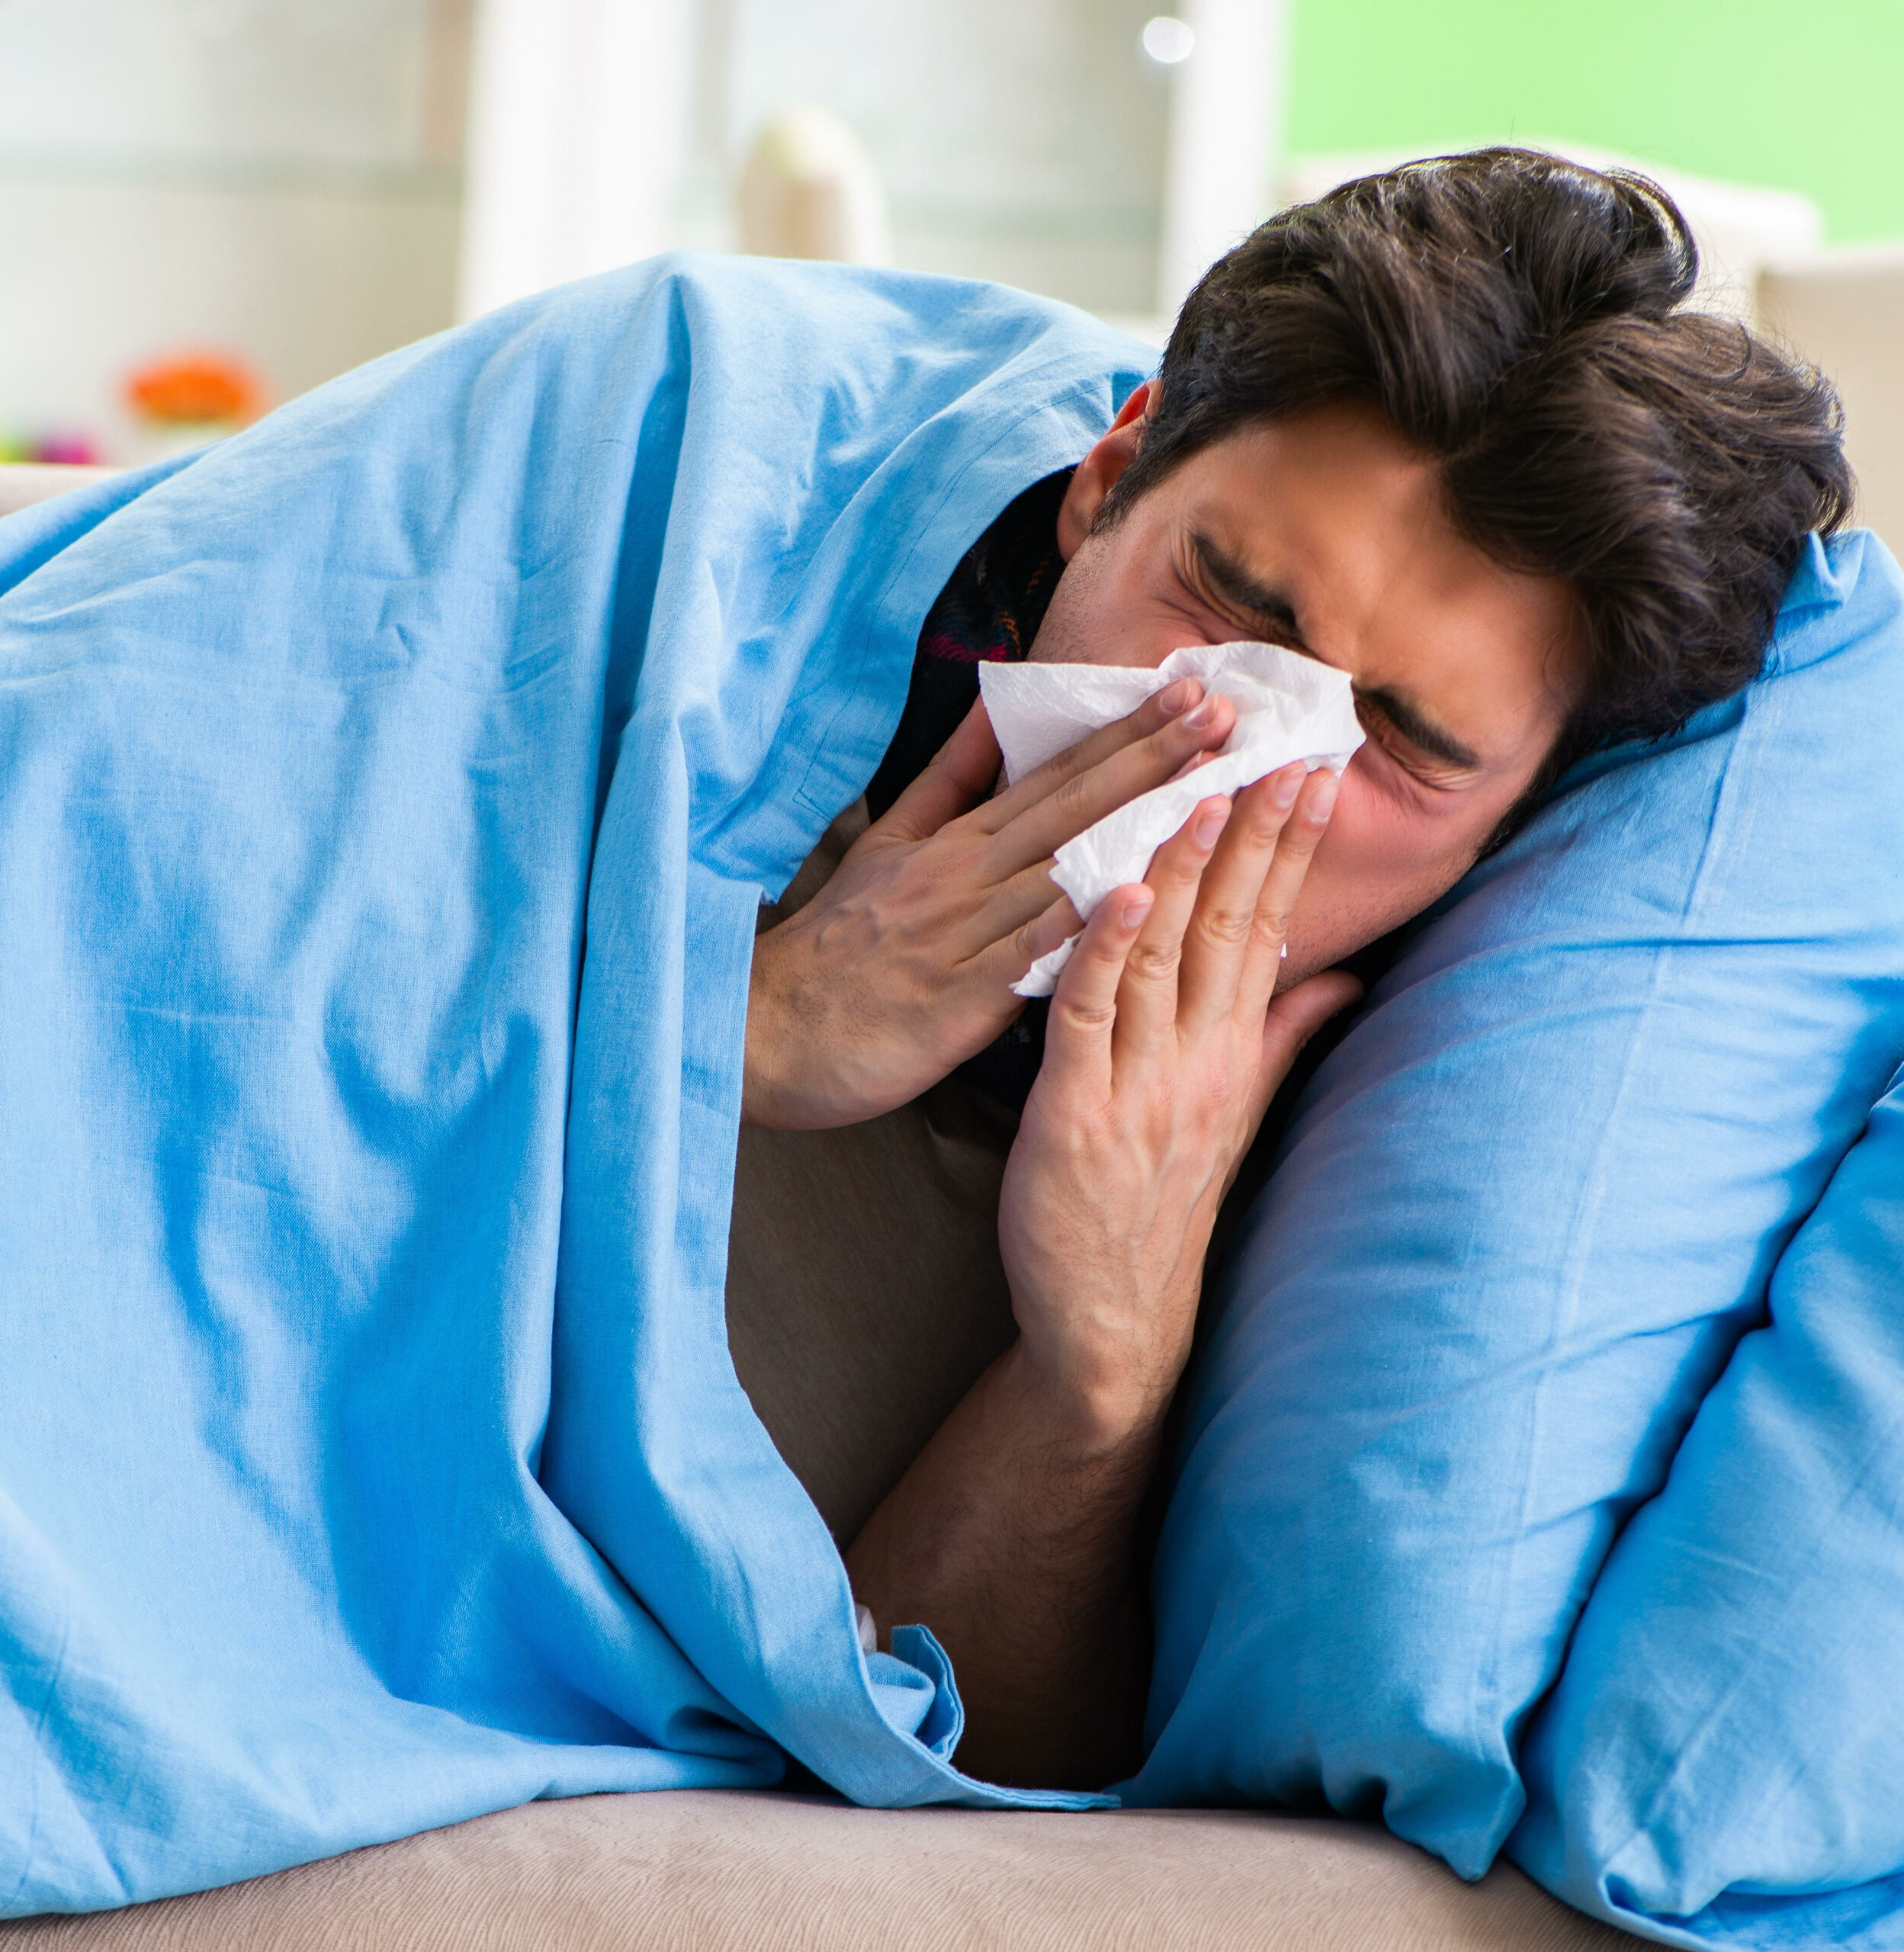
[1286,0,1904,242]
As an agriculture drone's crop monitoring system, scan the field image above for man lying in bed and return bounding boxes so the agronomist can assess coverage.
[0,149,1858,1920]
[740,148,1849,1790]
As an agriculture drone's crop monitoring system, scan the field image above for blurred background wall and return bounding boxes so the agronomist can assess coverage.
[0,0,467,461]
[2,0,1899,528]
[705,0,1173,313]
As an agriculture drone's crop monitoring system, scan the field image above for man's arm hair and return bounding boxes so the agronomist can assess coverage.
[846,1341,1155,1788]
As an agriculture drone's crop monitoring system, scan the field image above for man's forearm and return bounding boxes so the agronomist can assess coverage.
[844,1339,1165,1790]
[843,765,1351,1792]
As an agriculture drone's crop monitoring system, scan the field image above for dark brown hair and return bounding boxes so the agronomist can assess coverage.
[1107,147,1853,784]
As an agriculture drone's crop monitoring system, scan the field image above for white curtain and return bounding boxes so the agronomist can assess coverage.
[458,0,694,320]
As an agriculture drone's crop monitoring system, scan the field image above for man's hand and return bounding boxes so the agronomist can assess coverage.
[997,763,1360,1434]
[845,762,1359,1788]
[743,679,1239,1131]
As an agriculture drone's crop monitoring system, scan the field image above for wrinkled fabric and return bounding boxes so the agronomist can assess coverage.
[0,254,1148,1915]
[1132,531,1904,1950]
[1511,1063,1904,1948]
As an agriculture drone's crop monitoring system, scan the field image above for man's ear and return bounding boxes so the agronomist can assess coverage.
[1056,379,1153,560]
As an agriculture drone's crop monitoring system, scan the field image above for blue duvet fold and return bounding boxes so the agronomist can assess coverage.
[0,255,1149,1915]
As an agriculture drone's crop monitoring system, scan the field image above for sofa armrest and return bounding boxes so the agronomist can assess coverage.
[0,464,121,518]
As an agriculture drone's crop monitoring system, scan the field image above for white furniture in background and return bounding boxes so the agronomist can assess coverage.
[1759,246,1904,554]
[737,107,891,266]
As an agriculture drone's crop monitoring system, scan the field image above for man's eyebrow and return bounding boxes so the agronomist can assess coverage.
[1357,684,1482,771]
[1192,530,1484,772]
[1190,532,1306,644]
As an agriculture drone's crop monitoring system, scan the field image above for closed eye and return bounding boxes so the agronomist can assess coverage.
[1177,528,1483,786]
[1178,531,1305,646]
[1354,693,1478,790]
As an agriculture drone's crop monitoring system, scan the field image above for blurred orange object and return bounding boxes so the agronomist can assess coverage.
[125,352,265,428]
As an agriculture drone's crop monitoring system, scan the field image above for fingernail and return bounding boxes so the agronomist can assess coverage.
[1119,891,1154,929]
[1157,679,1192,717]
[1308,770,1339,824]
[1272,763,1304,808]
[1186,697,1219,730]
[1194,800,1230,848]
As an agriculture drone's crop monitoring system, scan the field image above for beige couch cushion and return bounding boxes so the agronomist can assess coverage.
[0,1790,1625,1950]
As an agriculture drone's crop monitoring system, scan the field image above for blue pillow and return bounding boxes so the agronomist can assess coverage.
[1125,531,1904,1898]
[1509,1064,1904,1949]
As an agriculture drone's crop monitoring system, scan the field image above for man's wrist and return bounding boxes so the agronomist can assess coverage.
[740,945,791,1128]
[1001,1332,1177,1465]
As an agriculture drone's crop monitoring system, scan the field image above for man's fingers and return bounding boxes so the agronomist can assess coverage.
[1176,762,1307,1035]
[1236,767,1339,1022]
[966,854,1066,949]
[968,888,1081,996]
[877,698,1003,842]
[1042,884,1152,1100]
[979,677,1203,830]
[978,685,1237,871]
[1115,795,1231,1062]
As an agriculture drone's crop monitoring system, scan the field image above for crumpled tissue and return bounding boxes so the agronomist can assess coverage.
[979,642,1365,997]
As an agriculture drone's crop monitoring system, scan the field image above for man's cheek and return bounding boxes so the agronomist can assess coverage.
[1324,768,1469,894]
[1279,852,1385,982]
[1280,795,1457,979]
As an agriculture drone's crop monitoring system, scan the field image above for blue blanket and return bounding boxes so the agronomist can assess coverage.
[0,256,1150,1914]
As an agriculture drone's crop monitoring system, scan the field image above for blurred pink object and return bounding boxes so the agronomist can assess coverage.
[33,434,101,466]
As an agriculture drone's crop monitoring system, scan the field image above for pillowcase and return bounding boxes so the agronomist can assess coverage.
[1124,530,1904,1894]
[1508,1064,1904,1949]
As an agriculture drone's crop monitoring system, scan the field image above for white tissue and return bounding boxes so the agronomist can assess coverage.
[979,643,1365,997]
